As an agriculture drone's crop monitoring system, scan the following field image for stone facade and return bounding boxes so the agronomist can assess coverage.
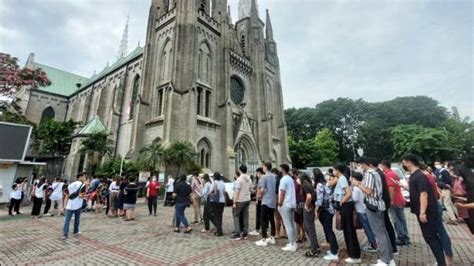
[20,0,290,178]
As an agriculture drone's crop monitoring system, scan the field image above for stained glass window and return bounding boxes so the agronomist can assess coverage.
[230,77,245,105]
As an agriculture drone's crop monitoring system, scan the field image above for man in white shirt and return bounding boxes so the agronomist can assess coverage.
[164,176,175,206]
[277,164,298,252]
[50,177,64,216]
[63,173,86,240]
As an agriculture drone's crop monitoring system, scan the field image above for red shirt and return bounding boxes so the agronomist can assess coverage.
[384,168,405,207]
[148,181,159,197]
[425,173,440,199]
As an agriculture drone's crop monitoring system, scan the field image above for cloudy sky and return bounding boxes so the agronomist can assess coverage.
[1,0,472,118]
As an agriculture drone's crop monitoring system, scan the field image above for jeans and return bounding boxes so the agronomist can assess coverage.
[437,202,453,257]
[418,212,446,266]
[233,201,250,235]
[279,206,297,244]
[148,196,157,215]
[175,203,189,227]
[303,208,320,252]
[389,206,410,242]
[340,202,361,258]
[357,212,376,246]
[63,208,81,237]
[366,210,393,264]
[210,202,225,234]
[319,209,338,255]
[260,204,275,238]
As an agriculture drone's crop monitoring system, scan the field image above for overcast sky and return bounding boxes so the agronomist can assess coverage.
[1,0,472,118]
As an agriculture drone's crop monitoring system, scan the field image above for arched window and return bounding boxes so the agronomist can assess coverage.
[197,138,211,168]
[198,42,211,84]
[40,106,55,123]
[129,75,140,120]
[197,87,202,115]
[230,76,245,105]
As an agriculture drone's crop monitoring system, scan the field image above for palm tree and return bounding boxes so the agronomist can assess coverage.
[164,141,197,178]
[138,137,165,175]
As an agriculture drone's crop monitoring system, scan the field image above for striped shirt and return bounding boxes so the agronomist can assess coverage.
[362,169,386,211]
[315,183,335,214]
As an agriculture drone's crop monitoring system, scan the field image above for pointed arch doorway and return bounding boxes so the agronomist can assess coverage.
[234,134,259,176]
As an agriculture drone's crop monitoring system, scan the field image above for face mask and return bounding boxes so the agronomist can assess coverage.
[434,164,442,169]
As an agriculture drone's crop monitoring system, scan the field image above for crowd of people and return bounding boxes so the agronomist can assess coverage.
[7,155,474,266]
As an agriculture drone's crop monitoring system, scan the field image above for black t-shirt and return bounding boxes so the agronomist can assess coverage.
[124,183,138,204]
[174,181,192,205]
[302,184,316,207]
[409,169,438,216]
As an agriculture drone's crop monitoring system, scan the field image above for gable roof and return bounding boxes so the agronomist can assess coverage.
[33,46,144,98]
[77,116,108,135]
[34,63,89,97]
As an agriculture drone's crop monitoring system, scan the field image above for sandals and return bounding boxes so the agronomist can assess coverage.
[305,250,321,258]
[174,229,180,233]
[184,228,193,234]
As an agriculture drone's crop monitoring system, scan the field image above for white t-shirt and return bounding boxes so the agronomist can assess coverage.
[66,181,84,211]
[109,182,120,193]
[166,178,175,192]
[34,183,46,198]
[10,186,22,200]
[50,181,64,201]
[279,175,297,208]
[352,186,366,213]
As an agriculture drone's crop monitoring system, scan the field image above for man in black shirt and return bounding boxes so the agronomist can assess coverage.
[173,175,193,233]
[402,155,445,266]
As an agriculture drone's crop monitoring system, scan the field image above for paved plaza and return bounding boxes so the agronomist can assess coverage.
[0,201,473,265]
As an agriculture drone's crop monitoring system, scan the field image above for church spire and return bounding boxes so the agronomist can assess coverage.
[250,0,258,18]
[227,5,232,23]
[117,14,129,59]
[265,9,274,41]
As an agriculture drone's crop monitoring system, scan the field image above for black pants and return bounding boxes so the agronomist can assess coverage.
[203,202,212,230]
[320,209,338,255]
[165,192,174,206]
[384,208,397,252]
[256,201,262,230]
[44,197,51,214]
[9,198,21,215]
[105,194,110,215]
[260,204,275,238]
[148,196,157,215]
[210,202,225,234]
[31,196,43,216]
[418,214,446,266]
[340,202,361,259]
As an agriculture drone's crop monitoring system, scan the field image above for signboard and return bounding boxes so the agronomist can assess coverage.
[0,122,32,162]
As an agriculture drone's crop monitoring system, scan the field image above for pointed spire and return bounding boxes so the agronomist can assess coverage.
[265,9,274,41]
[117,13,130,59]
[227,5,232,23]
[250,0,258,17]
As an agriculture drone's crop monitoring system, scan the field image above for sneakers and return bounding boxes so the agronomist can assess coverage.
[323,252,339,261]
[362,243,378,253]
[242,233,248,239]
[266,237,276,245]
[230,234,242,241]
[248,230,260,236]
[345,257,362,264]
[281,243,298,252]
[255,239,268,247]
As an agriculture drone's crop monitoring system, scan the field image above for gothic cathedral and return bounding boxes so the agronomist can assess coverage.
[17,0,290,178]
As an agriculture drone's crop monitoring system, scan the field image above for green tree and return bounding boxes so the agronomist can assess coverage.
[314,128,339,166]
[164,141,196,178]
[80,132,113,175]
[391,124,453,163]
[288,136,318,169]
[138,137,165,175]
[32,119,78,157]
[96,157,139,178]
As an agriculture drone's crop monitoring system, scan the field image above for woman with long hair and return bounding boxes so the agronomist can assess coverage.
[31,177,47,218]
[271,168,285,238]
[201,174,213,232]
[174,175,193,233]
[290,168,305,243]
[332,163,361,264]
[300,171,321,257]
